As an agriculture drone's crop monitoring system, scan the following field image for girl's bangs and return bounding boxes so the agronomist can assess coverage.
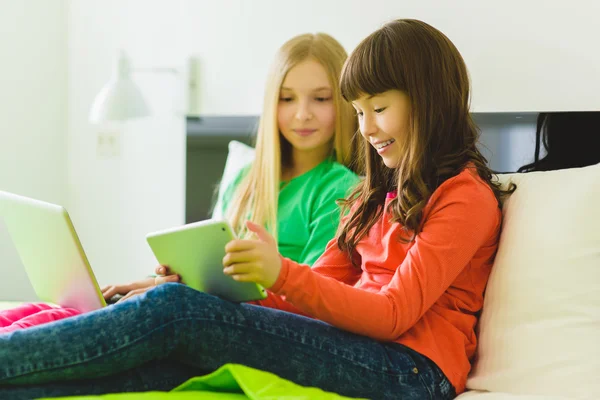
[340,31,399,101]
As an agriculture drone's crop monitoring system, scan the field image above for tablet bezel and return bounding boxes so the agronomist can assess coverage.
[146,219,267,302]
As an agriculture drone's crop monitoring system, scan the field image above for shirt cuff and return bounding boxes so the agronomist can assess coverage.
[269,256,291,293]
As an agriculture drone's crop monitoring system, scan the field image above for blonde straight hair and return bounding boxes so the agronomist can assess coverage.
[227,33,359,240]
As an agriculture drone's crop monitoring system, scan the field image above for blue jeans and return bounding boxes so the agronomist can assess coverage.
[0,283,455,399]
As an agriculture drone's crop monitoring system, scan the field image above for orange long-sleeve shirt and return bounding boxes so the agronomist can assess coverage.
[257,167,502,394]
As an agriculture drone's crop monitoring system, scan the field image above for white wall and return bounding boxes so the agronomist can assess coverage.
[183,0,600,114]
[65,0,599,289]
[67,0,187,287]
[0,0,67,300]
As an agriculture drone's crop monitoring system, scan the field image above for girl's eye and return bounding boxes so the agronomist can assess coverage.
[374,107,386,114]
[355,111,364,118]
[315,97,331,102]
[279,97,293,102]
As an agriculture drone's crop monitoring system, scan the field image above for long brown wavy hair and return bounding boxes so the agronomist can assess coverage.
[337,19,516,257]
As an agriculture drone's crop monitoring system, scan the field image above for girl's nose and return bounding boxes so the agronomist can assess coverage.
[295,101,313,121]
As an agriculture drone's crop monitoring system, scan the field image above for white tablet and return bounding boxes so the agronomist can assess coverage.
[146,219,267,302]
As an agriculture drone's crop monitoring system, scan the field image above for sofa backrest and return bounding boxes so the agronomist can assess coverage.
[467,163,600,399]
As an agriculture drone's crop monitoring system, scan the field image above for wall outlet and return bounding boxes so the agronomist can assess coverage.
[96,131,121,159]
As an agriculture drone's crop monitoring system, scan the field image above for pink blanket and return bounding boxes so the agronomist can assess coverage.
[0,303,81,334]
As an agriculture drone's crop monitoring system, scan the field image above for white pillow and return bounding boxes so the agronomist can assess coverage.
[211,140,255,219]
[467,163,600,399]
[456,391,574,400]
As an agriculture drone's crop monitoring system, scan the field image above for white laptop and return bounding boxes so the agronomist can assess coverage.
[0,190,106,313]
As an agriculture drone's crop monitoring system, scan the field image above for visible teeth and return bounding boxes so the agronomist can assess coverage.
[374,139,395,149]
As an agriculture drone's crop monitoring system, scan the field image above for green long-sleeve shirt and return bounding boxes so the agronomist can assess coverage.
[215,159,360,266]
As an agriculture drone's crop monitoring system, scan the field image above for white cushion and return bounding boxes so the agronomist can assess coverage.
[466,163,600,399]
[211,140,255,219]
[457,391,574,400]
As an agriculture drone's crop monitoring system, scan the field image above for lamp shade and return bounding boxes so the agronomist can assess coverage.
[89,51,150,123]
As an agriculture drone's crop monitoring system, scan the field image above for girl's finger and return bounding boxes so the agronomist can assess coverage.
[224,239,260,253]
[155,265,170,275]
[245,221,276,245]
[223,263,256,276]
[117,288,145,303]
[155,274,180,285]
[230,273,259,283]
[102,286,119,300]
[222,250,258,267]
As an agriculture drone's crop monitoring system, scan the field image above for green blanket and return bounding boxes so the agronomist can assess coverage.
[39,363,364,400]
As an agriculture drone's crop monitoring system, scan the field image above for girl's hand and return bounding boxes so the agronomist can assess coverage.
[222,221,282,289]
[153,265,180,286]
[101,265,180,303]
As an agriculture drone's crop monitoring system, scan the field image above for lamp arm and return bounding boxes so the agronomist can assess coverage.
[129,63,199,116]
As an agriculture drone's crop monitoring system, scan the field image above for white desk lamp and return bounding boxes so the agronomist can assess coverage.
[89,50,197,124]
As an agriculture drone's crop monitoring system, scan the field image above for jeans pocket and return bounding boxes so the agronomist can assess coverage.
[402,346,456,400]
[383,343,459,399]
[381,343,419,377]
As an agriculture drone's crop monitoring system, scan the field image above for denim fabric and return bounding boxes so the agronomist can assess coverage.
[0,283,455,400]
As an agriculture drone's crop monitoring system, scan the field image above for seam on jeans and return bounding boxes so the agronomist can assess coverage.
[380,344,418,378]
[205,318,413,378]
[401,347,436,399]
[4,315,407,381]
[439,376,455,398]
[1,317,199,382]
[418,374,435,399]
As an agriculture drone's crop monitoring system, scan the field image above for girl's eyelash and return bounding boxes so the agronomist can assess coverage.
[279,97,332,102]
[354,108,384,117]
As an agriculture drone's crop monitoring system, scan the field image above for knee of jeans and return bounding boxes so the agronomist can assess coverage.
[144,283,222,318]
[149,282,215,306]
[151,282,191,299]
